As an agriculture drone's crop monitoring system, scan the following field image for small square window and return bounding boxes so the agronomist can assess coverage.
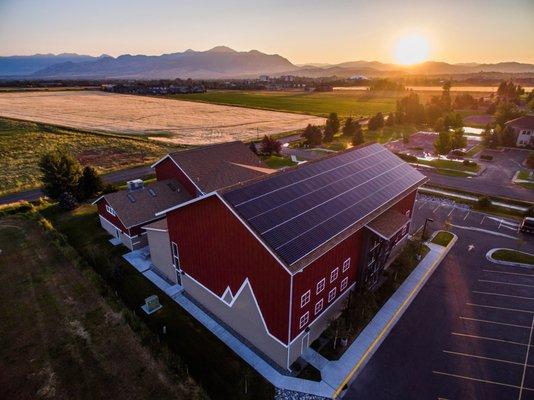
[341,277,348,291]
[299,312,309,329]
[343,258,351,272]
[301,290,311,308]
[330,268,339,283]
[314,299,324,315]
[316,278,326,294]
[328,288,336,303]
[106,205,116,216]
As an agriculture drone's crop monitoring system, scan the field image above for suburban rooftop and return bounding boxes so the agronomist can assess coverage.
[505,115,534,130]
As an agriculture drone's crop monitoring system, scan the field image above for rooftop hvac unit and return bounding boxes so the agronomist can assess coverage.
[127,179,144,191]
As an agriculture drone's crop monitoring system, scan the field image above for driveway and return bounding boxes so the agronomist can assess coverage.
[344,195,534,400]
[0,165,153,205]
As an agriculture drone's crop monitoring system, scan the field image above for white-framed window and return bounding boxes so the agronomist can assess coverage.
[330,267,339,283]
[171,241,180,268]
[328,287,336,303]
[299,312,309,329]
[405,209,411,218]
[315,299,324,315]
[106,204,116,216]
[341,277,348,291]
[343,258,351,272]
[401,224,408,236]
[301,290,311,308]
[316,278,326,294]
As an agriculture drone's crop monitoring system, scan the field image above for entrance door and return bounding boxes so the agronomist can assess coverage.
[301,332,310,354]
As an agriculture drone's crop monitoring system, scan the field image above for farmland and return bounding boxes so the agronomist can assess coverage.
[0,118,169,196]
[0,215,203,400]
[0,90,324,144]
[174,90,400,117]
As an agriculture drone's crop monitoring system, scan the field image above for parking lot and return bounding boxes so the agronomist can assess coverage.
[345,195,534,400]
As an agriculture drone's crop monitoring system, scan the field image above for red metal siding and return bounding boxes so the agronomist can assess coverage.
[392,190,417,218]
[96,199,128,232]
[166,196,291,343]
[155,157,198,197]
[290,229,363,340]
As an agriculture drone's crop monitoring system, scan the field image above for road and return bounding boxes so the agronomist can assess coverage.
[0,165,153,205]
[344,195,534,400]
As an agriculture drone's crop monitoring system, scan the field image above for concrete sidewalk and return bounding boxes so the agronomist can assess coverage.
[123,236,455,399]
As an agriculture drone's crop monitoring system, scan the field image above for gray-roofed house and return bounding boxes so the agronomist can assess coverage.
[505,115,534,147]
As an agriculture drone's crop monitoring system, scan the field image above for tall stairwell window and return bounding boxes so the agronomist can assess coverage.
[171,242,180,269]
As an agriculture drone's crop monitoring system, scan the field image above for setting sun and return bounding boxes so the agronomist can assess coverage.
[394,33,430,65]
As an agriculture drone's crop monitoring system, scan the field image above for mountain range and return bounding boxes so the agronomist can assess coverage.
[1,46,533,79]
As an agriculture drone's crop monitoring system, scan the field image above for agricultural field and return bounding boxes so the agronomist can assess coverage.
[175,90,400,117]
[0,118,170,196]
[0,215,203,400]
[0,90,324,145]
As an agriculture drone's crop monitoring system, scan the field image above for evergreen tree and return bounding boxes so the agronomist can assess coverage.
[39,150,82,199]
[368,112,385,131]
[351,123,364,146]
[434,130,452,155]
[260,135,282,155]
[323,112,340,142]
[77,166,104,200]
[450,128,467,149]
[342,117,356,137]
[58,191,78,210]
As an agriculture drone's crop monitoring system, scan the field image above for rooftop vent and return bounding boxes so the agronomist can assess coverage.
[127,179,144,191]
[148,188,157,197]
[127,193,136,203]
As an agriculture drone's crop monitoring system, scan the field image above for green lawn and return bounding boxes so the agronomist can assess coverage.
[0,118,171,196]
[365,124,419,144]
[171,90,401,117]
[262,155,297,169]
[492,249,534,265]
[517,169,533,181]
[417,158,480,173]
[465,144,483,157]
[39,203,273,400]
[431,231,454,247]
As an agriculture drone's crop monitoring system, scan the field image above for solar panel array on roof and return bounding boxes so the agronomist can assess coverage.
[223,143,426,266]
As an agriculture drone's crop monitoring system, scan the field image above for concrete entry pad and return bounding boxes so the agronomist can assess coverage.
[109,237,122,246]
[123,247,152,273]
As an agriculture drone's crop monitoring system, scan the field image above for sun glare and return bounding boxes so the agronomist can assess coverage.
[394,33,430,65]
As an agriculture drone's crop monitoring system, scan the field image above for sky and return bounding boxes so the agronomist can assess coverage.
[1,0,533,64]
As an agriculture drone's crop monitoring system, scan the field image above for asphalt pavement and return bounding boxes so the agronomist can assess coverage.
[344,194,534,400]
[0,165,153,205]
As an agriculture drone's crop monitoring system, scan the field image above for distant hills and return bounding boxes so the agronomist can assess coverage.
[1,47,533,80]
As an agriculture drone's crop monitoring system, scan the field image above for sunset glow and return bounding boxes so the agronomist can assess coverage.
[394,33,430,65]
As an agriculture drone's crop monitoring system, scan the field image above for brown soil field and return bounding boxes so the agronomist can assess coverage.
[0,91,325,145]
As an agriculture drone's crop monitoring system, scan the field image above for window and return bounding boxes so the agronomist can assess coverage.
[171,242,180,268]
[314,299,324,315]
[301,290,311,308]
[401,224,408,236]
[405,209,411,218]
[328,288,336,302]
[343,258,351,272]
[299,312,309,329]
[330,267,339,283]
[316,278,326,294]
[341,277,348,291]
[106,204,116,216]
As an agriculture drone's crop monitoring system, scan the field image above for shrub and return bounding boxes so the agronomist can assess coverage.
[301,124,323,147]
[58,191,78,210]
[77,166,104,200]
[480,154,494,161]
[477,196,491,208]
[463,160,476,166]
[260,135,282,155]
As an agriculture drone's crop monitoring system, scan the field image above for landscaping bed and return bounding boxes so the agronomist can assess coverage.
[262,155,297,169]
[417,158,480,174]
[492,249,534,266]
[313,238,429,360]
[430,231,454,247]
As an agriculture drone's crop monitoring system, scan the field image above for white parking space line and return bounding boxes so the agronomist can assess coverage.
[479,280,534,289]
[473,290,534,301]
[451,332,529,346]
[519,316,534,399]
[443,350,524,366]
[433,204,441,213]
[433,371,524,390]
[447,207,455,217]
[483,270,534,278]
[463,211,470,221]
[480,216,487,225]
[498,219,503,230]
[467,303,534,314]
[460,316,531,329]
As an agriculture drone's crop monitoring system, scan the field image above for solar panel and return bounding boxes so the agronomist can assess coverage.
[223,143,426,265]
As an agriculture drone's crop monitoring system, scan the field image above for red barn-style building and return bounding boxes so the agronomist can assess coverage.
[152,142,427,369]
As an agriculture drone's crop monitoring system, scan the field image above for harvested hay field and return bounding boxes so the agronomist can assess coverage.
[0,90,325,144]
[0,215,203,400]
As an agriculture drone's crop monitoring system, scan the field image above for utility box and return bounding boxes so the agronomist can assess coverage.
[141,295,162,315]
